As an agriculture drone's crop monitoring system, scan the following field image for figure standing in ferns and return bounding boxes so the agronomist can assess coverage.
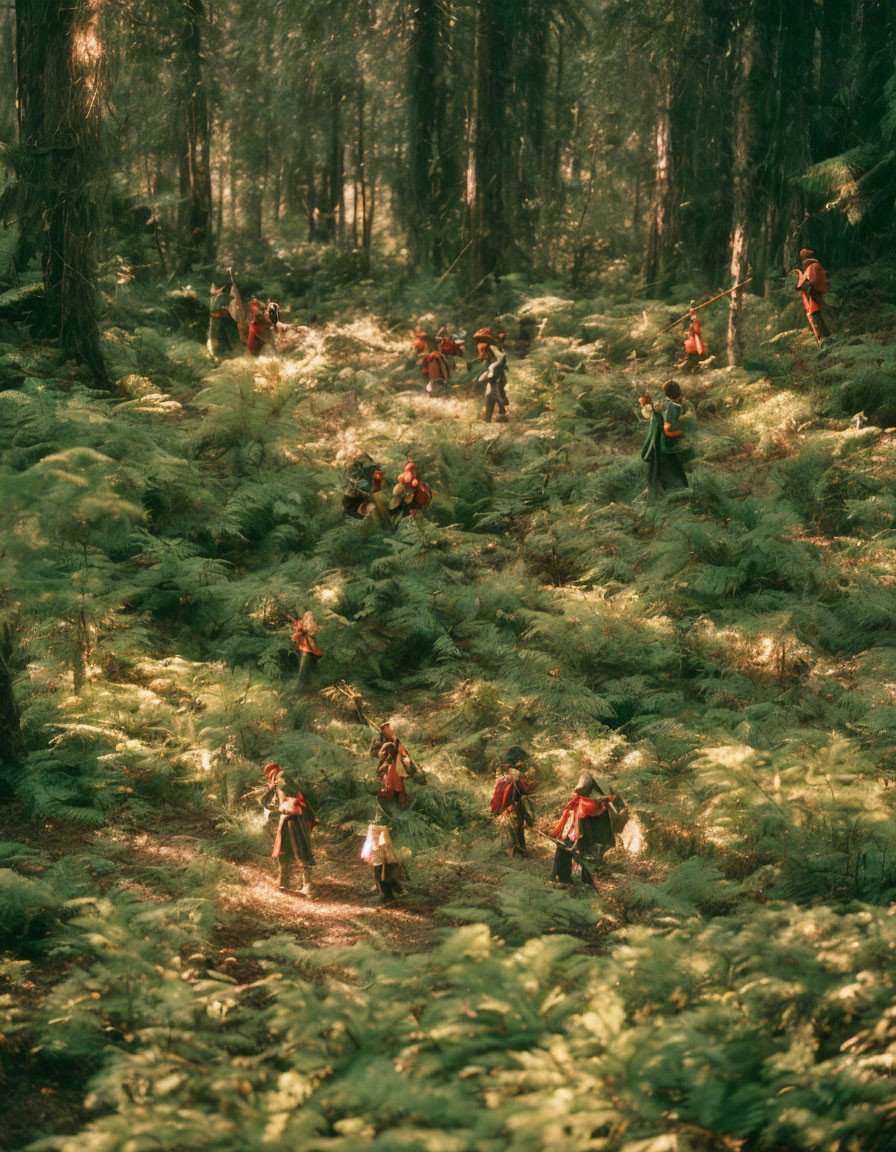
[550,770,620,887]
[246,298,280,356]
[207,277,240,359]
[794,248,830,345]
[639,379,689,497]
[388,459,433,522]
[371,722,423,806]
[489,746,535,857]
[293,612,322,687]
[261,763,317,896]
[475,327,509,422]
[682,307,706,371]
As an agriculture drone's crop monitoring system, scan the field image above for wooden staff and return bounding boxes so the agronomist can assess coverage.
[657,278,754,334]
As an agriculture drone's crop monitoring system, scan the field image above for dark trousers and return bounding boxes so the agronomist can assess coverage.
[482,372,508,422]
[373,865,403,903]
[505,807,528,856]
[551,845,597,886]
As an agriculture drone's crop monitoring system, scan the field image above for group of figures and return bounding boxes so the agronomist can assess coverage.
[639,249,832,498]
[489,746,627,886]
[259,738,626,904]
[258,722,420,903]
[208,271,281,359]
[414,324,510,422]
[676,247,831,370]
[246,251,829,904]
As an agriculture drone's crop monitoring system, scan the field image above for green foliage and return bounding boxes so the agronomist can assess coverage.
[2,266,896,1152]
[0,868,61,948]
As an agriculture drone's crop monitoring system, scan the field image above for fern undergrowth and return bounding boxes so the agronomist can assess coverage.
[1,273,896,1150]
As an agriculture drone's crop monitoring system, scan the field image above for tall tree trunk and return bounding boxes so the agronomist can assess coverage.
[357,78,374,277]
[517,1,549,254]
[177,0,214,270]
[0,622,24,772]
[643,72,677,294]
[468,0,511,286]
[327,85,344,241]
[14,0,107,386]
[408,0,441,266]
[727,14,755,367]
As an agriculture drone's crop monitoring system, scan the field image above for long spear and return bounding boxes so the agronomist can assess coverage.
[656,278,753,335]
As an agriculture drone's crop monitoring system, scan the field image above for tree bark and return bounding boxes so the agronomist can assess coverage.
[727,14,755,368]
[0,623,24,770]
[177,0,214,270]
[327,86,344,241]
[643,73,677,294]
[14,0,108,386]
[408,0,441,266]
[468,0,511,286]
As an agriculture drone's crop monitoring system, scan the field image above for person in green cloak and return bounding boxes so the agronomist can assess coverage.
[207,277,241,359]
[639,379,689,497]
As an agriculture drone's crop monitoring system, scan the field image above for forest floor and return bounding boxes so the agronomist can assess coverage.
[3,274,896,1151]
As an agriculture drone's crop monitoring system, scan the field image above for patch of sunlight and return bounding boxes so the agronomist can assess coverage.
[620,813,645,855]
[181,747,214,774]
[728,384,813,448]
[519,295,575,316]
[311,574,345,607]
[691,744,764,773]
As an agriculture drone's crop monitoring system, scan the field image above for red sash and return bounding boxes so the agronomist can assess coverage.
[490,776,516,815]
[551,794,614,842]
[293,621,323,656]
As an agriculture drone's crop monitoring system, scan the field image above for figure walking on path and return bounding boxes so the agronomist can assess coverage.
[261,763,317,896]
[550,770,620,887]
[795,248,830,345]
[475,328,509,423]
[361,821,407,903]
[489,746,535,857]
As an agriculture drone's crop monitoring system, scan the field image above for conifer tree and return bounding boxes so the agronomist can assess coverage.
[12,0,107,385]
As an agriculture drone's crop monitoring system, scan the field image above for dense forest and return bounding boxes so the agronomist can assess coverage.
[1,2,896,1150]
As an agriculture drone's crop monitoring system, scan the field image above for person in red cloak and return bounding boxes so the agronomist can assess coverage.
[371,722,421,806]
[421,347,451,394]
[293,611,322,686]
[489,746,535,856]
[437,327,465,360]
[682,308,706,370]
[550,771,620,886]
[246,299,280,356]
[795,249,830,344]
[261,763,316,894]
